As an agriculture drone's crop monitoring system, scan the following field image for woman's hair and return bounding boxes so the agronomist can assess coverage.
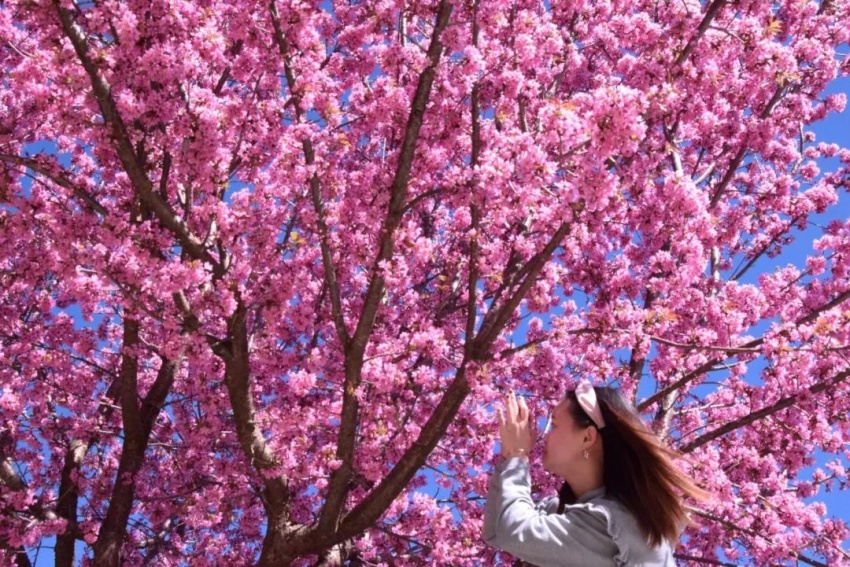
[556,386,710,547]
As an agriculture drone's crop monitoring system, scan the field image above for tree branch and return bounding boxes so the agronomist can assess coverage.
[18,336,131,566]
[708,85,785,209]
[92,316,142,566]
[1,546,32,567]
[0,450,26,492]
[0,153,108,216]
[673,554,738,567]
[690,507,830,567]
[638,288,850,411]
[730,214,805,282]
[679,369,850,453]
[327,220,572,545]
[0,437,35,567]
[317,0,454,535]
[793,554,829,567]
[674,0,728,67]
[55,439,88,567]
[493,327,603,361]
[269,0,349,348]
[627,293,655,399]
[708,145,748,208]
[51,2,219,270]
[336,368,471,540]
[215,305,292,566]
[93,318,181,567]
[348,0,453,357]
[648,334,761,354]
[474,222,571,355]
[465,0,481,371]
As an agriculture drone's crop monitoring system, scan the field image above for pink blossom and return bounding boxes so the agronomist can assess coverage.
[1,0,849,564]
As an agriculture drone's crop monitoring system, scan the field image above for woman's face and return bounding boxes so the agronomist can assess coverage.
[542,397,592,477]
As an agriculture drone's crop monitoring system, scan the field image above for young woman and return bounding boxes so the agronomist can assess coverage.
[482,381,709,566]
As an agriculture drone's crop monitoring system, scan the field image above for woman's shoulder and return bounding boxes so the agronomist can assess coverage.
[566,495,677,567]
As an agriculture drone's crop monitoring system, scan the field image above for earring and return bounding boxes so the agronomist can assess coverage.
[583,449,589,460]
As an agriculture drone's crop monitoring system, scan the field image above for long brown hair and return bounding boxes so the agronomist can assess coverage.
[557,386,710,547]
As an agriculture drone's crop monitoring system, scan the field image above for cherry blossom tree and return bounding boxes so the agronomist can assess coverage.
[1,0,850,564]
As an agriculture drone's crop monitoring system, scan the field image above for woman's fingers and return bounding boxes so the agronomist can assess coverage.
[505,391,517,421]
[517,395,529,424]
[502,392,534,424]
[497,392,534,457]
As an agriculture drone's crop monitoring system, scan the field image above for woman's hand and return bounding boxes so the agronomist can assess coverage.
[497,391,534,460]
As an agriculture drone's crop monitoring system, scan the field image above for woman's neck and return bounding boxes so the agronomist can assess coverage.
[564,465,604,500]
[570,477,605,500]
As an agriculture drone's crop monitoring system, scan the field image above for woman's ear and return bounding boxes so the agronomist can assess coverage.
[582,425,599,448]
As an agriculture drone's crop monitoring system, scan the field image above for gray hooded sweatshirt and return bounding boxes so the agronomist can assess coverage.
[483,457,677,566]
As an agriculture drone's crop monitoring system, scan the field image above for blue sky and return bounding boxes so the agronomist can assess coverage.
[771,73,850,540]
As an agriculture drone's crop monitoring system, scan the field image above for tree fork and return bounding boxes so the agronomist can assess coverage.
[317,0,455,535]
[93,318,181,566]
[216,305,293,565]
[52,0,220,271]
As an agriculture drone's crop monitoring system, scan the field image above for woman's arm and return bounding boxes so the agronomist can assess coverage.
[484,457,556,544]
[482,456,516,545]
[482,457,618,566]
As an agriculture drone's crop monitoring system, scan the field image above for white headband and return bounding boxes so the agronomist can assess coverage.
[575,379,606,429]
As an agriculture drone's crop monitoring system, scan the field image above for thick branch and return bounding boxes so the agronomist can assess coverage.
[215,305,292,566]
[269,0,349,347]
[318,0,454,534]
[336,368,471,539]
[120,319,143,441]
[218,308,283,472]
[59,292,195,565]
[92,317,142,567]
[679,369,850,453]
[93,320,180,567]
[348,0,454,358]
[325,223,571,545]
[474,222,571,355]
[52,2,219,269]
[140,359,178,427]
[55,439,87,567]
[674,0,728,67]
[0,153,109,215]
[638,288,850,411]
[285,146,572,559]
